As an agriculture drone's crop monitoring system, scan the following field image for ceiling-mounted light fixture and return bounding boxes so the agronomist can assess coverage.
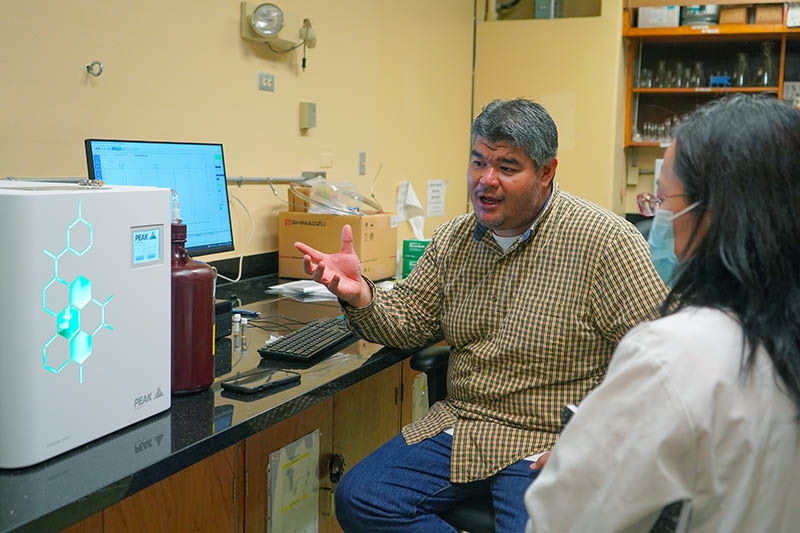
[240,2,316,52]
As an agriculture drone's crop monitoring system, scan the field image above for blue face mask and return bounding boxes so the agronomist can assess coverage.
[647,202,700,286]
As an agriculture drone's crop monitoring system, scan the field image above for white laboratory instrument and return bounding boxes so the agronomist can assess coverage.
[0,181,171,468]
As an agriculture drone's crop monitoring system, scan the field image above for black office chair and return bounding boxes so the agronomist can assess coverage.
[412,346,685,533]
[635,217,653,240]
[410,345,496,533]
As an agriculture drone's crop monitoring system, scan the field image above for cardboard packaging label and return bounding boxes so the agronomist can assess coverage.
[278,211,397,280]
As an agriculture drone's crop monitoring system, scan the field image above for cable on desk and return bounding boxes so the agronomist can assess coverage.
[249,315,312,333]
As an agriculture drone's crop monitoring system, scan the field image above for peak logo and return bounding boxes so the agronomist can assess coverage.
[285,219,326,227]
[134,434,165,454]
[134,386,165,409]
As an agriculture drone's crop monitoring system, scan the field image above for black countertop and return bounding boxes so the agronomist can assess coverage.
[0,279,414,532]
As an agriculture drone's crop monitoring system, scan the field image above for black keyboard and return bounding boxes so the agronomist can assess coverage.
[258,317,358,361]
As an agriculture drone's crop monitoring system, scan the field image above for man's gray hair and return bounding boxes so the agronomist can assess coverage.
[471,98,558,170]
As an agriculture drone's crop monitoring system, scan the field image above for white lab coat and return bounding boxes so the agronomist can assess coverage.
[525,307,800,532]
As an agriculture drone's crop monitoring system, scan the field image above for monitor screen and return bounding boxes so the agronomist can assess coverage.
[85,139,234,257]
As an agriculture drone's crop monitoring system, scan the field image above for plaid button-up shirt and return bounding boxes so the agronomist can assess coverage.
[344,183,667,482]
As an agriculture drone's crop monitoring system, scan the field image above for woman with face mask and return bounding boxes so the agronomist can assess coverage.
[523,94,800,532]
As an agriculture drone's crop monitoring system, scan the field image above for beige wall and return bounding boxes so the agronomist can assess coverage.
[0,0,475,262]
[474,0,628,213]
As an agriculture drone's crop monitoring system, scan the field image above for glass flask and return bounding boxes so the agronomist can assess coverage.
[691,61,705,87]
[637,68,653,88]
[732,52,750,87]
[654,60,668,88]
[674,61,685,88]
[755,42,777,87]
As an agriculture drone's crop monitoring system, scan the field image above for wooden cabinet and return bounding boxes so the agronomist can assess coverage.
[243,397,335,533]
[401,358,426,427]
[332,363,402,468]
[103,445,242,532]
[623,6,800,148]
[60,361,414,533]
[242,362,408,533]
[61,512,102,533]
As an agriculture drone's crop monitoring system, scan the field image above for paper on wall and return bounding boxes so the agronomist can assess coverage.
[426,180,447,218]
[396,180,425,240]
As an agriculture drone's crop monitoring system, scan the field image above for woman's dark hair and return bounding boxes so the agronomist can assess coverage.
[664,94,800,413]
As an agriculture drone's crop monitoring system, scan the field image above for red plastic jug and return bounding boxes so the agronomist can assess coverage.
[171,223,215,394]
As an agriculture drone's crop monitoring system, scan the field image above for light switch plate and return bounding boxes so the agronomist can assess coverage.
[626,166,639,186]
[358,152,366,175]
[300,102,316,129]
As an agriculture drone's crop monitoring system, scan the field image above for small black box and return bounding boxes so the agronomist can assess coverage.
[215,299,233,339]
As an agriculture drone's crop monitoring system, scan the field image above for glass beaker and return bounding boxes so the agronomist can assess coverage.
[732,52,750,87]
[691,61,705,87]
[674,61,685,88]
[755,42,777,87]
[637,68,653,88]
[654,60,668,88]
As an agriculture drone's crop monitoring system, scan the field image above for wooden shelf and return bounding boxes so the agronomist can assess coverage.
[624,24,800,39]
[633,87,779,93]
[627,142,670,147]
[622,7,798,150]
[621,8,800,40]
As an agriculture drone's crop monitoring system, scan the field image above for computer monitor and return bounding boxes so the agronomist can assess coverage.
[85,139,234,257]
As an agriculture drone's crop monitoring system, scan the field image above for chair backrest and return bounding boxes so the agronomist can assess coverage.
[409,345,450,406]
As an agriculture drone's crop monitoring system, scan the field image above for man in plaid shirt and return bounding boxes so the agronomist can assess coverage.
[296,98,666,531]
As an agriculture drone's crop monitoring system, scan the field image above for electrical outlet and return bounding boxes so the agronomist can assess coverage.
[320,152,334,168]
[358,152,366,175]
[258,72,275,92]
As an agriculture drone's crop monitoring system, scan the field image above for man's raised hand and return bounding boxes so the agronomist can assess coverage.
[294,224,373,308]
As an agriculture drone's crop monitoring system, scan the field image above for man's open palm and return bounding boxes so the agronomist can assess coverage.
[294,225,371,307]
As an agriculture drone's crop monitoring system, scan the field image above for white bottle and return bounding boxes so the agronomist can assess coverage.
[232,313,241,351]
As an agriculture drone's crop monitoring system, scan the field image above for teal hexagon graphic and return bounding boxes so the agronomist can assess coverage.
[56,306,80,339]
[42,200,112,383]
[43,277,69,317]
[43,335,70,374]
[67,205,93,256]
[70,331,92,365]
[69,275,92,309]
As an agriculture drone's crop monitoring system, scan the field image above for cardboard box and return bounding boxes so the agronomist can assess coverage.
[755,4,783,24]
[638,6,680,28]
[788,2,800,27]
[402,239,431,278]
[278,211,397,280]
[288,186,311,212]
[719,5,749,25]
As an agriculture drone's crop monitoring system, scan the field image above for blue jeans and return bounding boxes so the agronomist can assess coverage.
[335,432,539,532]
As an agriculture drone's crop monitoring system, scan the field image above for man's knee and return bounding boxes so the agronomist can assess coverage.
[334,459,384,530]
[334,466,363,512]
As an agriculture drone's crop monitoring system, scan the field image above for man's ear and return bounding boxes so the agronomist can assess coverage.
[539,158,557,187]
